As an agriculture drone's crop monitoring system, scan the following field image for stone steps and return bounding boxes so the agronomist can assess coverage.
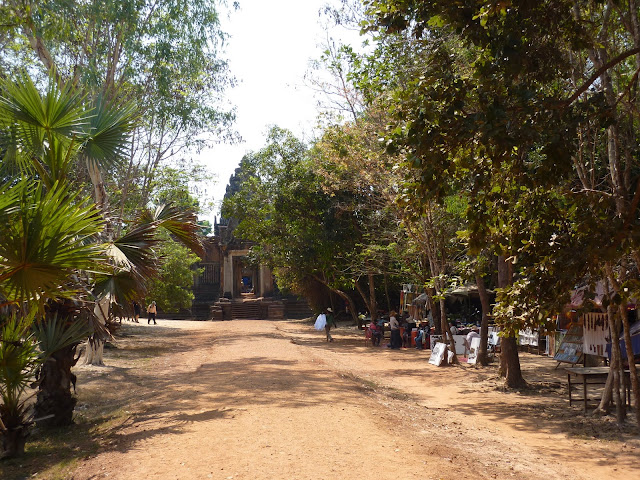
[209,297,312,321]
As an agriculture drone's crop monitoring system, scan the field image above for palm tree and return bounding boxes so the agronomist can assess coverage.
[0,72,203,456]
[0,315,39,458]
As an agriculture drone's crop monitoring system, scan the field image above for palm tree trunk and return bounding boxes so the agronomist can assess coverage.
[0,423,28,458]
[33,345,79,428]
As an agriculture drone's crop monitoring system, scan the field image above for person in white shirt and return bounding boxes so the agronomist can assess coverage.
[389,310,401,349]
[147,301,157,325]
[465,327,480,355]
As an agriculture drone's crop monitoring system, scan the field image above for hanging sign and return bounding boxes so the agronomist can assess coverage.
[582,313,608,358]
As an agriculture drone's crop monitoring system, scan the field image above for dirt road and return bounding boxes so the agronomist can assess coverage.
[24,319,640,479]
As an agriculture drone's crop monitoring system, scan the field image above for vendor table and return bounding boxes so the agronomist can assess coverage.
[565,366,634,413]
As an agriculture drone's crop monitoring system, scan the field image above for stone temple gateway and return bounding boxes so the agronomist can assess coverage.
[190,222,309,320]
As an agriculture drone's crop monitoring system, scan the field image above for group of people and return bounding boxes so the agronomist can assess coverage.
[127,300,157,325]
[368,310,417,349]
[321,307,481,356]
[368,313,481,354]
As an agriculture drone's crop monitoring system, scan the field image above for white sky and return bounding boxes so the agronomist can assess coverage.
[196,0,363,221]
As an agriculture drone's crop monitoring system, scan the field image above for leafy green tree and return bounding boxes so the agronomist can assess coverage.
[198,220,213,236]
[311,104,411,321]
[222,127,363,320]
[146,234,202,313]
[362,1,640,407]
[0,0,236,223]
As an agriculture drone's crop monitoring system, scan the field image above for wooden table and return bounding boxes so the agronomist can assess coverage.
[565,366,632,413]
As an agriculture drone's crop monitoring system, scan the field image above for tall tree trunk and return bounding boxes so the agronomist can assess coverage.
[498,254,509,379]
[475,271,491,366]
[86,159,112,239]
[619,304,639,425]
[501,336,526,388]
[609,303,626,422]
[440,296,458,364]
[355,277,377,322]
[595,271,629,422]
[384,273,391,313]
[368,273,378,317]
[594,299,622,415]
[497,255,526,387]
[431,292,441,335]
[115,134,137,237]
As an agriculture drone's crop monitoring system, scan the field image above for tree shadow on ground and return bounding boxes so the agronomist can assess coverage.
[69,327,370,458]
[2,419,107,480]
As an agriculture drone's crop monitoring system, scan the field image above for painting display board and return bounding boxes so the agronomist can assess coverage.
[451,335,467,355]
[429,342,447,366]
[467,336,481,365]
[553,324,584,364]
[519,328,539,347]
[546,331,565,357]
[582,313,608,358]
[489,332,501,349]
[447,350,455,364]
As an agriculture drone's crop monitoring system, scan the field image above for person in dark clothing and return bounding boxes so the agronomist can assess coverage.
[325,307,337,342]
[132,301,141,323]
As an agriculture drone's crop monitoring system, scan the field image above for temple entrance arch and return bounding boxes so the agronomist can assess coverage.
[222,248,274,298]
[233,255,258,297]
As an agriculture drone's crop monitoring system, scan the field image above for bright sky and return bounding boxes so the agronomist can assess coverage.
[196,0,363,221]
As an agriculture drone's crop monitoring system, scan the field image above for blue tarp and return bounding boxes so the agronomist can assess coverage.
[607,333,640,359]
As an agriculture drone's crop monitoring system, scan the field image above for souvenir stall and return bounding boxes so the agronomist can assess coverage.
[410,292,429,322]
[400,284,417,316]
[444,284,486,326]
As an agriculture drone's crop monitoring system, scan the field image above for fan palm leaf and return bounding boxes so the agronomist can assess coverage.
[0,181,104,306]
[140,204,204,257]
[33,314,92,359]
[104,222,159,278]
[0,315,39,428]
[93,271,142,304]
[80,93,137,172]
[0,73,89,183]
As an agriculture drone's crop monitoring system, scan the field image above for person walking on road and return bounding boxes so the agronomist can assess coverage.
[132,300,141,323]
[325,307,337,342]
[147,301,157,325]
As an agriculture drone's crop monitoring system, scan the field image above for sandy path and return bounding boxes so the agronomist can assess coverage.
[66,319,639,480]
